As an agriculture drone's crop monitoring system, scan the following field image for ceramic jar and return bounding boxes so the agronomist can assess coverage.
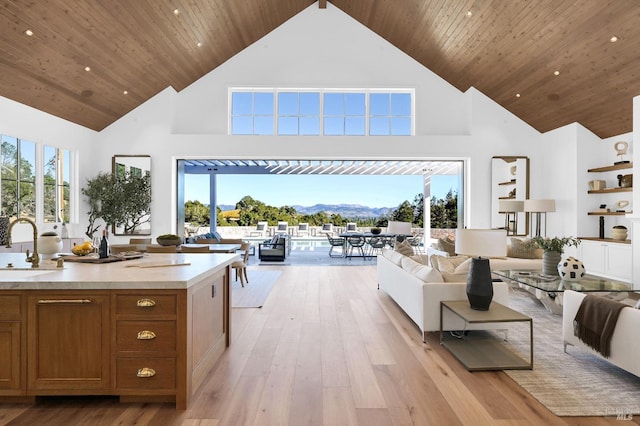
[38,232,63,259]
[611,226,628,240]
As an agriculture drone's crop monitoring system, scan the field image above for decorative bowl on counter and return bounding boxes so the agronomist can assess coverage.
[156,234,182,246]
[71,242,93,256]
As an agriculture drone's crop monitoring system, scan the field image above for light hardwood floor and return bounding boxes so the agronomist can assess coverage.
[1,265,637,425]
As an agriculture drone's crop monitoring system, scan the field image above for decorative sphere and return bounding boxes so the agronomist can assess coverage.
[557,257,586,281]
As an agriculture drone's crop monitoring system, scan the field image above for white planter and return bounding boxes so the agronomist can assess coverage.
[38,234,63,259]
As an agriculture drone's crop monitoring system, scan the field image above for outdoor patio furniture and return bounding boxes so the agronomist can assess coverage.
[259,235,288,261]
[407,233,424,254]
[345,222,358,233]
[346,235,366,259]
[366,236,386,257]
[319,223,334,236]
[326,234,345,258]
[297,222,310,237]
[276,221,289,235]
[249,221,269,237]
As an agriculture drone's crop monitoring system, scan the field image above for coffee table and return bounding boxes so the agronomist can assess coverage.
[493,270,633,314]
[440,300,533,371]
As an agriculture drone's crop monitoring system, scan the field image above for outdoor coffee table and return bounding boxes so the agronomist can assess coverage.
[440,300,533,371]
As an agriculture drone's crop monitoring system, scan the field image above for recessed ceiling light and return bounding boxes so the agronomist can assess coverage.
[196,41,202,47]
[173,8,179,15]
[554,70,560,76]
[466,11,472,17]
[84,66,91,72]
[123,90,128,95]
[516,93,521,98]
[25,29,33,36]
[610,35,618,42]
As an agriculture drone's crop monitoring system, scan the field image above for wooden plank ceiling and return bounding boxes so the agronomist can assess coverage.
[0,0,639,138]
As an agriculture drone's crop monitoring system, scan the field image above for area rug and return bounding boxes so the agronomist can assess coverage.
[231,269,281,308]
[503,287,640,417]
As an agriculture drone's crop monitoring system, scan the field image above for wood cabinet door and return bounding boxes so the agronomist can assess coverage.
[27,292,111,392]
[0,322,22,392]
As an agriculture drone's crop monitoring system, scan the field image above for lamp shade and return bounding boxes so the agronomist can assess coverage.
[524,199,555,213]
[498,199,524,212]
[455,229,507,258]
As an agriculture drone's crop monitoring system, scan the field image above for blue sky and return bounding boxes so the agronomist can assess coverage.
[185,174,458,208]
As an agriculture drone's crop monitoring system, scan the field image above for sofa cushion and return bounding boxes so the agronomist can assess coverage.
[383,249,405,266]
[440,258,473,282]
[436,237,456,256]
[507,237,543,259]
[410,254,429,265]
[394,239,414,256]
[401,256,443,283]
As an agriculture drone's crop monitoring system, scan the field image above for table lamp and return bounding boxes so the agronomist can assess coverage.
[455,229,507,310]
[524,199,555,237]
[498,199,524,235]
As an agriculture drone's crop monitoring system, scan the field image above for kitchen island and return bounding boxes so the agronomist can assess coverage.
[0,252,238,410]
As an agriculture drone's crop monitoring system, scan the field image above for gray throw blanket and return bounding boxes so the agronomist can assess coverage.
[573,294,626,358]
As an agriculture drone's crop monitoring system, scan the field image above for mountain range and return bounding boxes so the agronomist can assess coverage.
[218,203,393,218]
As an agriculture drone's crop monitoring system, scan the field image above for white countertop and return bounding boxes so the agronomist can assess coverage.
[0,252,239,290]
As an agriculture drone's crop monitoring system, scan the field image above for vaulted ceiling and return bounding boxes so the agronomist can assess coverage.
[1,1,639,138]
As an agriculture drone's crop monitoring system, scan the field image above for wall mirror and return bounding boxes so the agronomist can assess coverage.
[112,155,152,235]
[491,156,529,236]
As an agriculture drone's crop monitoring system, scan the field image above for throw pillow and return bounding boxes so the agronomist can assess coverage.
[383,249,405,266]
[410,254,429,265]
[394,239,414,256]
[440,258,472,282]
[437,237,456,256]
[401,257,443,283]
[507,237,543,259]
[437,255,470,273]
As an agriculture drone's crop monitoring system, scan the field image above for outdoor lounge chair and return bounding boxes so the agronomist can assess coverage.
[345,222,357,233]
[276,221,289,235]
[319,223,334,236]
[249,221,269,237]
[297,222,310,237]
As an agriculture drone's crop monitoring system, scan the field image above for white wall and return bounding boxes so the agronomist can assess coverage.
[0,95,97,241]
[93,3,543,241]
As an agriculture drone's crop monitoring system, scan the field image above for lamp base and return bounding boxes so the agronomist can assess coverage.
[466,257,493,311]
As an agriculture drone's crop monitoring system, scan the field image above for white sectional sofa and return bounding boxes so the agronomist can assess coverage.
[562,290,640,378]
[377,250,510,341]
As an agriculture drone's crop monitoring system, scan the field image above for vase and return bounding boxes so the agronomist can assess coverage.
[38,234,63,259]
[542,251,562,276]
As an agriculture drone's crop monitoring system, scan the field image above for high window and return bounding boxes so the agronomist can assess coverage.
[1,134,72,223]
[43,146,71,223]
[229,89,413,136]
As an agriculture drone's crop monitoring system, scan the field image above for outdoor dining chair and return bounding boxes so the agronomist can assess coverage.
[346,235,366,259]
[326,234,345,258]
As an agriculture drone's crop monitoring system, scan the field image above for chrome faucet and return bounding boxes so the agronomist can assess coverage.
[6,217,39,268]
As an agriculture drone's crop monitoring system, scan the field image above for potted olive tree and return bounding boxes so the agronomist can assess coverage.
[532,236,581,276]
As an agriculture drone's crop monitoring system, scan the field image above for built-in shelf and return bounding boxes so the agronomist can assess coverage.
[498,196,515,199]
[587,163,633,173]
[498,180,516,186]
[588,187,632,194]
[587,211,632,216]
[579,237,631,244]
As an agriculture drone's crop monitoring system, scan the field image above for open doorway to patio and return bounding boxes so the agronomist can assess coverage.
[176,159,464,262]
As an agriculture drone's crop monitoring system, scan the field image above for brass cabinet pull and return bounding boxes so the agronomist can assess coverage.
[37,299,92,304]
[136,367,156,378]
[136,330,157,340]
[136,298,156,307]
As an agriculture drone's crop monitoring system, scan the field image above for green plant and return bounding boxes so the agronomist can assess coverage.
[532,236,580,253]
[81,171,151,239]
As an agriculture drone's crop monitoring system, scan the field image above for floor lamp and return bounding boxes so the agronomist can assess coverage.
[498,200,524,235]
[455,229,507,310]
[524,199,555,237]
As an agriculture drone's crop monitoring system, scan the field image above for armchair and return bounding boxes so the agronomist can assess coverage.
[258,235,289,261]
[249,221,269,237]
